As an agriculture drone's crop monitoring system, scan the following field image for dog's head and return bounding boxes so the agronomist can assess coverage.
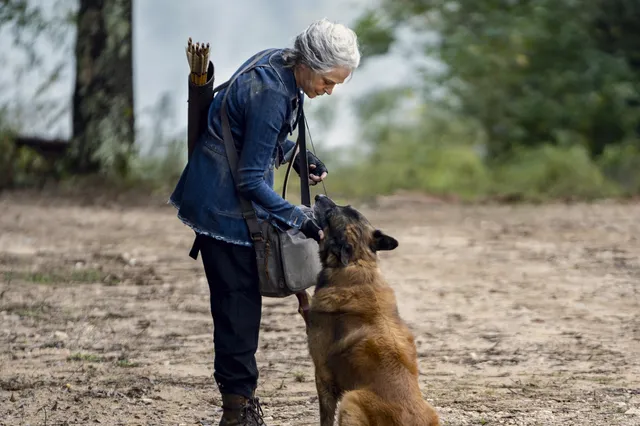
[312,194,398,268]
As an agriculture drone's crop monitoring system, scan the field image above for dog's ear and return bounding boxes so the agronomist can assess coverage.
[330,239,352,266]
[372,229,398,252]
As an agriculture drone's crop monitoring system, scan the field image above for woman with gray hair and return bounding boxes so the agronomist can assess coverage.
[283,18,361,98]
[169,18,360,426]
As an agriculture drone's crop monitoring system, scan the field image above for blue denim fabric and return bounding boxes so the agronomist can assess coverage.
[169,49,309,247]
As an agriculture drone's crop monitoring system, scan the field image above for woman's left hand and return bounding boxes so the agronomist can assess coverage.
[294,151,328,185]
[308,163,328,185]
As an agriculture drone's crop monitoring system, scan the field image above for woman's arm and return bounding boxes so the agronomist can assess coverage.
[236,87,308,229]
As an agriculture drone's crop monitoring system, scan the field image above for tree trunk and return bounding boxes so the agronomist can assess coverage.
[70,0,134,175]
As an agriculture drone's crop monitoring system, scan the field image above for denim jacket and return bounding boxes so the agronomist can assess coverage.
[169,49,309,247]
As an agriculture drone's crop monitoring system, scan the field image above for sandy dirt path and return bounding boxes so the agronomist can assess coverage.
[1,193,639,425]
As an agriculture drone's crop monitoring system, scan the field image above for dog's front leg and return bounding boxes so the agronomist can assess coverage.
[316,374,339,426]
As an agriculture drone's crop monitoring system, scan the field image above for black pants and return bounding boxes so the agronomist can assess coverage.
[197,234,262,399]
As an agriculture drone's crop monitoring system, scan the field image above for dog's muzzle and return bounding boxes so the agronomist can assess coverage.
[313,194,336,228]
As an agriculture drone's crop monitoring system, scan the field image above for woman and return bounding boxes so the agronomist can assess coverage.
[169,18,361,425]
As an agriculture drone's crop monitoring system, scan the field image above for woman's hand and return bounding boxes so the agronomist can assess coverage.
[294,151,328,185]
[300,218,324,242]
[308,163,327,185]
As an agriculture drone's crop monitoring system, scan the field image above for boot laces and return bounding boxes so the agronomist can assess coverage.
[244,397,265,425]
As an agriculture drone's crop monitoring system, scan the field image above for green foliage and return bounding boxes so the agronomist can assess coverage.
[4,268,108,285]
[353,10,396,60]
[318,92,625,202]
[597,141,640,194]
[115,359,139,368]
[333,0,640,201]
[354,0,640,160]
[112,90,189,193]
[0,117,55,189]
[125,138,187,193]
[323,140,626,203]
[325,101,493,201]
[333,145,492,201]
[492,145,620,201]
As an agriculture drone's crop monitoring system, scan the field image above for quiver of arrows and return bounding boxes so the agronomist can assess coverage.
[186,38,215,160]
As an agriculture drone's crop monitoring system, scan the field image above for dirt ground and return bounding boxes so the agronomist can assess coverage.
[1,191,639,426]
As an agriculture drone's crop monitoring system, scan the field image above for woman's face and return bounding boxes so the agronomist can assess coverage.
[295,64,351,99]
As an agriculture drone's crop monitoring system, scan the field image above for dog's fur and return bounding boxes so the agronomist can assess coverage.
[306,194,440,426]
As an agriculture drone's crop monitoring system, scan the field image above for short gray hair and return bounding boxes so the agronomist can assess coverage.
[282,18,361,74]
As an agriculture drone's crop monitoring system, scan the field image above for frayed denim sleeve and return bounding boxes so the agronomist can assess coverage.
[236,87,307,229]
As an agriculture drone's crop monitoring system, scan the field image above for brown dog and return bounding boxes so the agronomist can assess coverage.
[306,194,440,426]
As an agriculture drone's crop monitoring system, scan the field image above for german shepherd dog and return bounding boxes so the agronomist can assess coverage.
[306,194,440,426]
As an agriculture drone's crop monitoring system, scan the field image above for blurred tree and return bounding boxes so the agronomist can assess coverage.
[1,0,73,188]
[354,0,640,160]
[1,0,135,182]
[592,0,640,137]
[70,0,135,175]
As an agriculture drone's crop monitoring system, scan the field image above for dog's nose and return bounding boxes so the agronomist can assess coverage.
[315,194,326,202]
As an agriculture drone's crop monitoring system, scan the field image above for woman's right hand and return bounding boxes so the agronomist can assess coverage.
[300,218,324,242]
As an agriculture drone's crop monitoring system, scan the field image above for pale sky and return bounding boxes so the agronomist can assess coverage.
[1,0,428,154]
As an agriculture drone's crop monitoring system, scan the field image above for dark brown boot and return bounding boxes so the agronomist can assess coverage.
[219,393,265,426]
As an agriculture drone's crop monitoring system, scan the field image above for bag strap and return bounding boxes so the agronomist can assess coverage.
[281,108,310,206]
[297,111,311,207]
